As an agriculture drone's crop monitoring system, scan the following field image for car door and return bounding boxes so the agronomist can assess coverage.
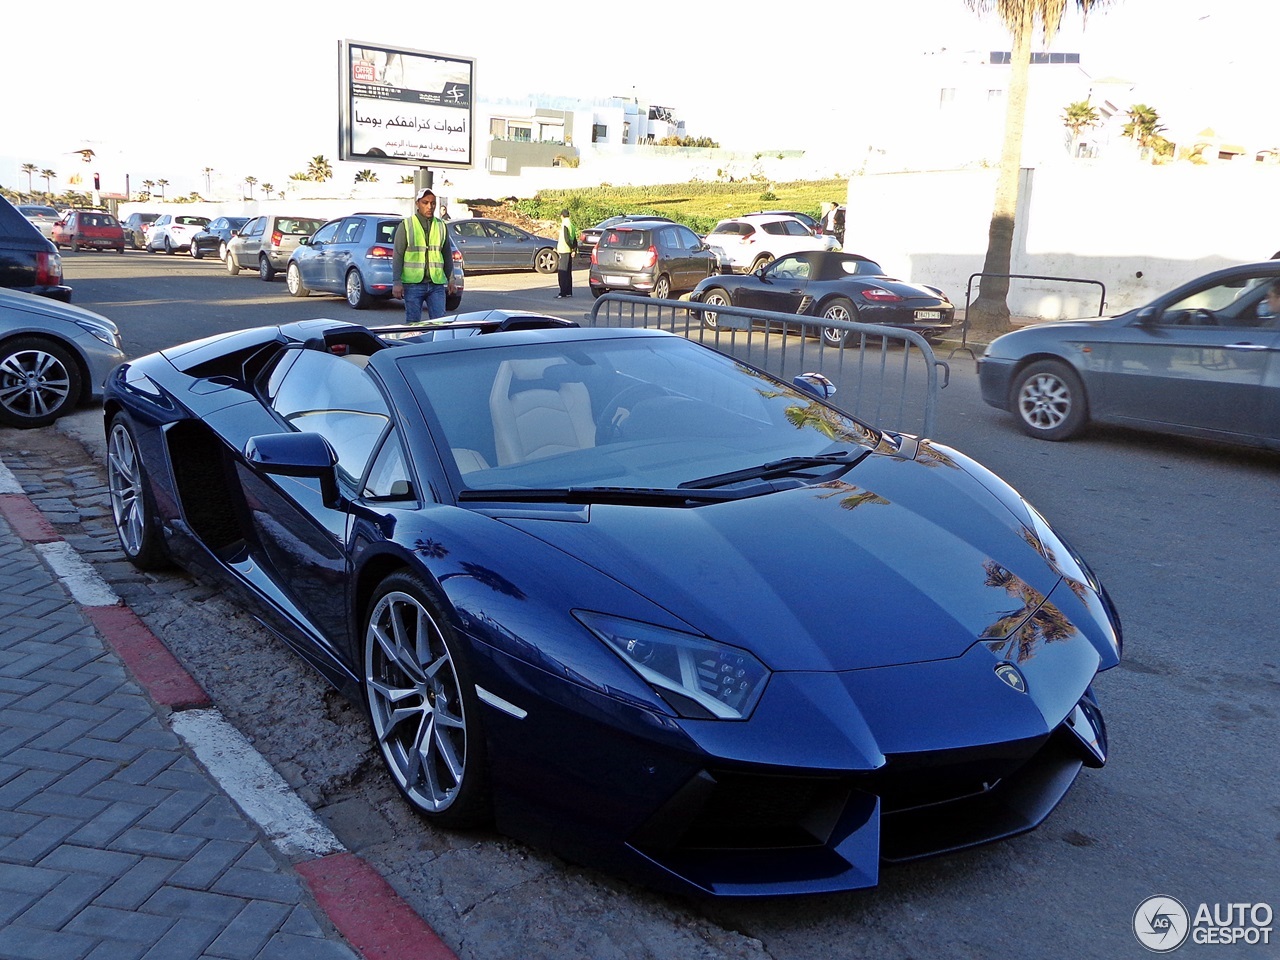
[238,217,265,267]
[1094,273,1280,440]
[485,221,533,269]
[328,217,366,287]
[733,254,812,314]
[299,220,341,291]
[676,225,716,289]
[449,219,492,269]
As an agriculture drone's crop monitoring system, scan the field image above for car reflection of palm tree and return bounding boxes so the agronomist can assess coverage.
[914,441,961,470]
[814,479,891,510]
[782,401,878,445]
[1017,528,1091,601]
[440,562,527,601]
[981,560,1077,663]
[413,537,449,559]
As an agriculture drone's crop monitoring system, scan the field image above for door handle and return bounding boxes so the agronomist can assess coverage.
[1226,343,1268,351]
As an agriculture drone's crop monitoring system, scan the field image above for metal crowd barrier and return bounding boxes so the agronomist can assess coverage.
[587,294,949,439]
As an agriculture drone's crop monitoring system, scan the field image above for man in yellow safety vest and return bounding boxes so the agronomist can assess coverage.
[392,188,460,322]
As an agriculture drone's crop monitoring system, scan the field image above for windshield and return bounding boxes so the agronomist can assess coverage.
[401,335,881,495]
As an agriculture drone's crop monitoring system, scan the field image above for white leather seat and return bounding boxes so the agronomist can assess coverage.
[489,358,595,465]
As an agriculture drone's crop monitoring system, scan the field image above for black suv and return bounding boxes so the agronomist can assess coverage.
[0,195,72,301]
[588,220,717,300]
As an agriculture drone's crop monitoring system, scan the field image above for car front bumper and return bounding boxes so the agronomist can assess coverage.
[978,356,1017,410]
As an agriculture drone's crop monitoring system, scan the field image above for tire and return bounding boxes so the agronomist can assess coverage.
[106,414,171,570]
[1011,359,1089,441]
[345,269,369,309]
[191,242,204,260]
[218,241,228,261]
[590,287,605,300]
[750,254,774,273]
[820,297,857,347]
[286,262,309,298]
[163,236,174,255]
[700,288,731,329]
[0,336,82,428]
[226,251,241,276]
[258,255,275,281]
[534,247,559,274]
[651,274,671,300]
[364,572,490,828]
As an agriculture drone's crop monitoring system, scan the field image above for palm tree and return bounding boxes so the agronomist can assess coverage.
[354,169,379,183]
[963,0,1114,338]
[1122,103,1170,160]
[202,167,214,194]
[40,169,56,193]
[21,163,37,193]
[142,179,155,198]
[243,175,258,199]
[1062,99,1100,155]
[261,182,274,196]
[307,155,333,182]
[156,178,169,200]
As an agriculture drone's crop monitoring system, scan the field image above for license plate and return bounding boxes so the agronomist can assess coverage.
[603,275,630,285]
[914,310,942,320]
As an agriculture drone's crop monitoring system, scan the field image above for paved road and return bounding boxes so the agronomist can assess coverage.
[15,250,1280,958]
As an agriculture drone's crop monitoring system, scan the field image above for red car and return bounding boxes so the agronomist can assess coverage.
[52,210,126,253]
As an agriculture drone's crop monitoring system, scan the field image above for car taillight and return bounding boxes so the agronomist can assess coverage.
[590,247,598,265]
[643,245,658,268]
[452,249,463,262]
[367,245,394,259]
[860,287,904,303]
[35,251,61,286]
[271,230,283,246]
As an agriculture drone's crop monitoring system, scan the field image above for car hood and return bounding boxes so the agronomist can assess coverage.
[494,442,1107,672]
[0,286,114,328]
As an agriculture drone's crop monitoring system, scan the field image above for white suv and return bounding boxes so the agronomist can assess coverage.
[705,214,840,274]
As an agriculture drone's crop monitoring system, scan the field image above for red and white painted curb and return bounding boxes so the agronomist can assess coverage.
[0,458,455,960]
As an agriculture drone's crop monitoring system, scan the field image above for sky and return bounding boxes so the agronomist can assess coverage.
[2,0,1272,198]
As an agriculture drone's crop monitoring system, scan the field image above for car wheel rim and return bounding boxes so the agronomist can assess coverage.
[1019,373,1071,430]
[219,242,227,260]
[703,294,727,327]
[347,274,362,305]
[365,591,467,812]
[655,278,669,299]
[107,423,145,556]
[287,266,299,294]
[0,348,71,420]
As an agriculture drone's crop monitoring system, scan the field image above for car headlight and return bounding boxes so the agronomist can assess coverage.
[575,612,770,720]
[1022,501,1098,593]
[74,318,122,350]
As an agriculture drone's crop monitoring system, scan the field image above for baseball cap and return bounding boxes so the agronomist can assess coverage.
[416,188,436,201]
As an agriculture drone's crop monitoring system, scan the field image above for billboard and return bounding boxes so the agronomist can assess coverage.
[339,40,475,169]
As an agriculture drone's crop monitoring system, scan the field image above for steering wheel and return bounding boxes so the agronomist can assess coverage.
[595,383,671,444]
[1175,308,1217,326]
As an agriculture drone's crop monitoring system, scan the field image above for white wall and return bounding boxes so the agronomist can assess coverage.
[846,159,1280,318]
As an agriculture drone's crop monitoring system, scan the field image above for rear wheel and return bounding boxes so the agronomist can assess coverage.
[820,297,856,347]
[106,414,171,570]
[534,247,559,274]
[700,288,731,329]
[345,269,370,309]
[286,262,309,297]
[258,255,275,281]
[652,274,671,300]
[1012,360,1088,441]
[0,336,82,428]
[750,254,773,273]
[218,241,228,261]
[364,572,490,828]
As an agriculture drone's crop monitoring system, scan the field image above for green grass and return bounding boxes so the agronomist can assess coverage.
[511,179,847,234]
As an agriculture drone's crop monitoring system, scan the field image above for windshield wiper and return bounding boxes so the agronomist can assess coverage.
[458,486,760,506]
[678,450,867,490]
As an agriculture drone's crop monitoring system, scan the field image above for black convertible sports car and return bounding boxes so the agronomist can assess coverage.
[104,310,1119,897]
[691,250,956,346]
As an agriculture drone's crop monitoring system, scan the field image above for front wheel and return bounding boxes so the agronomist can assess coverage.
[106,415,171,570]
[1012,360,1088,441]
[286,262,309,298]
[820,297,856,347]
[534,247,559,274]
[0,336,82,428]
[699,288,731,329]
[190,242,204,260]
[163,236,174,255]
[364,572,490,828]
[258,255,275,281]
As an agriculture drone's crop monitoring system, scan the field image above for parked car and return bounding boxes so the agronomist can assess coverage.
[0,286,123,427]
[121,212,160,250]
[446,217,559,274]
[104,317,1119,898]
[286,213,464,310]
[588,220,718,299]
[0,195,71,301]
[978,261,1280,448]
[577,214,676,262]
[190,216,249,260]
[52,210,126,253]
[690,251,956,345]
[743,210,823,234]
[18,205,61,241]
[146,214,211,255]
[226,215,325,280]
[705,214,840,274]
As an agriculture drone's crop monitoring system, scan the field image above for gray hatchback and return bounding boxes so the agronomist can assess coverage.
[588,220,718,300]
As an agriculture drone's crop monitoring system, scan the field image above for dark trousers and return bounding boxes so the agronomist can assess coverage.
[557,252,573,296]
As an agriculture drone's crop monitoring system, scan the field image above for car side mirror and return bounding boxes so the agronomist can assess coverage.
[299,237,312,246]
[244,432,343,508]
[1134,306,1159,325]
[793,372,837,400]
